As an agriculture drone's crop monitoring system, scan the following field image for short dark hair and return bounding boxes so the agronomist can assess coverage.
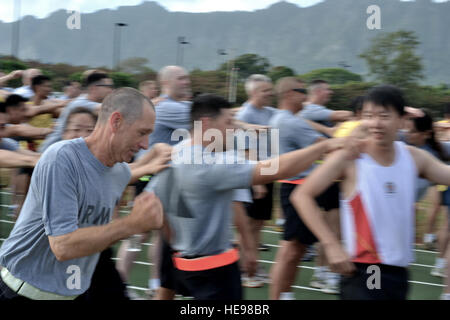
[310,79,328,86]
[190,94,231,123]
[31,75,50,88]
[0,102,5,114]
[4,94,28,109]
[349,96,364,114]
[363,85,406,116]
[85,72,109,87]
[443,103,450,117]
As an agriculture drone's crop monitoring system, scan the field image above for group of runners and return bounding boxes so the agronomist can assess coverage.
[0,65,449,300]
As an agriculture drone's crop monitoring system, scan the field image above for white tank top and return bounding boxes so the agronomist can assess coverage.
[340,141,417,267]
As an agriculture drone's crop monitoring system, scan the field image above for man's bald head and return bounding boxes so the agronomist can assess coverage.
[157,65,191,101]
[158,66,187,83]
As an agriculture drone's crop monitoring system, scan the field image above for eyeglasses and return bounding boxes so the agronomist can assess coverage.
[292,88,308,94]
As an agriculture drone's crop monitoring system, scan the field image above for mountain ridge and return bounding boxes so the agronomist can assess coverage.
[0,0,449,84]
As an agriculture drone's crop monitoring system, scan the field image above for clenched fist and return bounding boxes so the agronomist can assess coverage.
[127,191,164,234]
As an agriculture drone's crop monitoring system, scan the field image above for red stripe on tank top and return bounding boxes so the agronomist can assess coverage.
[350,193,381,264]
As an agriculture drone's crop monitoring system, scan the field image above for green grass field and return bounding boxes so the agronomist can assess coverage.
[0,185,447,300]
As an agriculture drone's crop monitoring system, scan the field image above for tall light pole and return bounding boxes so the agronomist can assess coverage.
[113,23,128,71]
[176,36,189,66]
[217,49,227,69]
[218,49,229,98]
[11,0,21,58]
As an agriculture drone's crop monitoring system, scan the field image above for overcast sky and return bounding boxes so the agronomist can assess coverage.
[0,0,448,22]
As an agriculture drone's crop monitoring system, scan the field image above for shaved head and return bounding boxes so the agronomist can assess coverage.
[157,65,191,100]
[158,66,188,84]
[275,77,304,97]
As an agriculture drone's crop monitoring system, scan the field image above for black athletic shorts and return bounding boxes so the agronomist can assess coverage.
[160,238,176,291]
[18,167,33,176]
[76,248,129,301]
[174,261,242,300]
[340,263,409,300]
[135,179,148,197]
[281,182,339,245]
[245,183,274,220]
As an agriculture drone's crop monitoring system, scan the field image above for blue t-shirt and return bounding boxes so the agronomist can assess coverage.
[136,96,191,159]
[236,102,278,159]
[269,109,322,180]
[39,95,100,152]
[0,138,131,296]
[0,138,19,151]
[299,103,334,127]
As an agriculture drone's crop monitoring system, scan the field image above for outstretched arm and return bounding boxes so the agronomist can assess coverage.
[0,149,39,168]
[410,146,450,186]
[251,138,344,185]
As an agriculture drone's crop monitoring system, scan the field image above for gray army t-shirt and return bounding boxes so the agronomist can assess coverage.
[269,109,322,180]
[145,140,256,257]
[0,138,131,296]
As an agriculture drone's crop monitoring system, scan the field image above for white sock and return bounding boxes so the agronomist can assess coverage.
[435,257,446,269]
[279,292,295,300]
[314,266,326,277]
[149,278,160,290]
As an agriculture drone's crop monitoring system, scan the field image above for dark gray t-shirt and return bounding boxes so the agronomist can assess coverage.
[145,140,256,257]
[0,138,131,296]
[269,109,321,180]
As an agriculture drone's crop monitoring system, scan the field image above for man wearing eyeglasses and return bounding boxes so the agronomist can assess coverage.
[39,72,114,152]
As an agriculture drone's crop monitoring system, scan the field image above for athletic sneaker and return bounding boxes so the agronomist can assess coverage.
[431,258,447,278]
[423,233,437,251]
[256,267,270,284]
[242,274,264,288]
[126,289,146,300]
[301,245,317,262]
[310,270,326,289]
[279,292,295,300]
[321,272,340,294]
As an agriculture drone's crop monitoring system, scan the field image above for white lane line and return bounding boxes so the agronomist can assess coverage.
[261,230,438,254]
[408,280,445,288]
